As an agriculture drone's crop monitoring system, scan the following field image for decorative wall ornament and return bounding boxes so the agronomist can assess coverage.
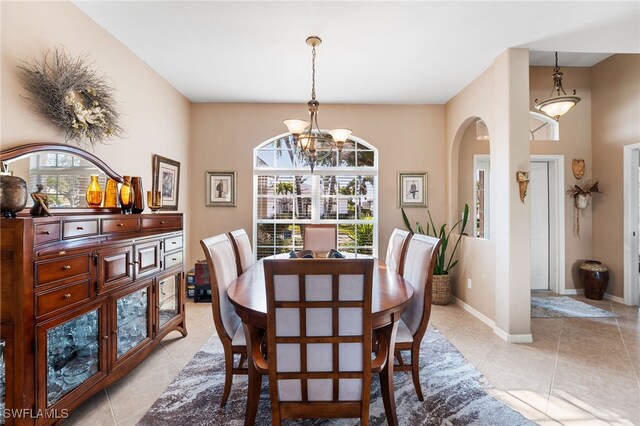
[516,171,529,203]
[571,159,585,179]
[18,46,123,146]
[567,179,600,236]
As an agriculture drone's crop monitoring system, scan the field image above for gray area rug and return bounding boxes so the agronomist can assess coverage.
[138,326,533,425]
[531,296,617,318]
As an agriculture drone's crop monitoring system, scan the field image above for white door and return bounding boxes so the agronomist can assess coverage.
[530,161,550,290]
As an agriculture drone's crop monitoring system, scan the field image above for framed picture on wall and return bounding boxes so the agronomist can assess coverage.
[152,154,180,211]
[398,172,427,207]
[206,171,236,207]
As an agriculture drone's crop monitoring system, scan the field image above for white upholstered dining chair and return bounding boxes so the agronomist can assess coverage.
[228,228,253,276]
[385,228,412,275]
[303,224,337,252]
[394,233,441,401]
[253,258,387,425]
[200,234,247,406]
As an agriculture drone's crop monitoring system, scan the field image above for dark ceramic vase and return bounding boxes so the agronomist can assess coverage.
[131,177,145,214]
[0,175,28,218]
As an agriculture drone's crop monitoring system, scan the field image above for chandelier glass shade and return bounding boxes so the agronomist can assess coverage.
[534,52,581,121]
[283,36,351,172]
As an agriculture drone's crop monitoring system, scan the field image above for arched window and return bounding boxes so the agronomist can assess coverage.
[254,133,378,259]
[530,111,559,141]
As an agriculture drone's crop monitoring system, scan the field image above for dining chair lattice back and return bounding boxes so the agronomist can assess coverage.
[228,228,254,276]
[199,234,247,406]
[385,228,412,275]
[302,224,337,252]
[395,233,441,401]
[260,258,385,425]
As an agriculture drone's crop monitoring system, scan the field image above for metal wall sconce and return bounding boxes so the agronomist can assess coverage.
[516,171,530,203]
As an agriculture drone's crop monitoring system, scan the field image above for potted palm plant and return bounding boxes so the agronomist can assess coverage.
[401,204,469,304]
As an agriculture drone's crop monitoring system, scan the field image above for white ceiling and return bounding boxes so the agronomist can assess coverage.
[74,1,639,104]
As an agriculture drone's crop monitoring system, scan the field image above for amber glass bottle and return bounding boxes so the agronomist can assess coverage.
[131,177,144,214]
[86,175,103,207]
[119,176,134,214]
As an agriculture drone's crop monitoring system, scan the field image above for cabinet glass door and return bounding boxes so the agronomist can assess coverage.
[158,273,179,329]
[116,287,149,359]
[45,309,100,407]
[0,338,5,414]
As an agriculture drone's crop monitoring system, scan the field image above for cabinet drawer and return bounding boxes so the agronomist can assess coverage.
[35,280,91,318]
[102,217,140,234]
[36,255,91,286]
[164,251,183,270]
[141,216,182,230]
[164,235,183,252]
[34,222,61,245]
[63,219,99,239]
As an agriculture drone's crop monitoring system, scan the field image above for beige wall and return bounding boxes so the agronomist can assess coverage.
[446,65,497,321]
[592,54,640,299]
[189,103,445,265]
[446,49,532,340]
[1,2,192,258]
[530,66,593,289]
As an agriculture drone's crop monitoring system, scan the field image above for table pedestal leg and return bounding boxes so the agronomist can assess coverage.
[378,318,399,426]
[243,323,263,426]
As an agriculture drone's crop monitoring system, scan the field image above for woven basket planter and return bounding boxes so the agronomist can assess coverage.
[432,274,451,305]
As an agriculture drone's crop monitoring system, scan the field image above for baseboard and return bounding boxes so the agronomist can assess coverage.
[491,326,533,343]
[452,296,495,328]
[604,293,625,304]
[563,288,584,295]
[452,297,534,344]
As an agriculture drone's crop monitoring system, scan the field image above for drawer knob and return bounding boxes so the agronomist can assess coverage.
[103,335,109,340]
[42,230,51,235]
[117,223,124,227]
[64,293,72,299]
[62,265,71,270]
[76,226,84,230]
[59,251,66,255]
[172,258,177,261]
[160,221,165,224]
[172,241,177,245]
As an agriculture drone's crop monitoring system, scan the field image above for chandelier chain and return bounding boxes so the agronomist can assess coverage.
[553,51,560,73]
[311,44,317,101]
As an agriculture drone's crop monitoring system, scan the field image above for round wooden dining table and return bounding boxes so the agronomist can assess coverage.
[227,254,414,426]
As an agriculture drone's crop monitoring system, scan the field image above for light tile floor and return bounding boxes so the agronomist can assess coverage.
[66,294,640,425]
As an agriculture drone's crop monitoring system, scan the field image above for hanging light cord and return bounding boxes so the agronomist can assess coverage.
[311,43,317,101]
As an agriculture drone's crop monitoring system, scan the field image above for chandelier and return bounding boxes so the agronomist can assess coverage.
[283,36,351,172]
[534,52,581,120]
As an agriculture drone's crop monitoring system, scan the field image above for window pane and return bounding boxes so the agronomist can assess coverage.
[257,196,275,219]
[257,175,275,196]
[337,198,355,220]
[256,149,275,167]
[294,197,312,219]
[338,224,355,249]
[357,150,375,167]
[320,197,337,220]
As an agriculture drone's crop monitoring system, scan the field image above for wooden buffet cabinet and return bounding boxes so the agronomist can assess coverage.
[0,213,186,424]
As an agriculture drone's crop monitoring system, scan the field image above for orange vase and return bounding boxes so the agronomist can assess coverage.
[86,175,103,207]
[103,178,119,208]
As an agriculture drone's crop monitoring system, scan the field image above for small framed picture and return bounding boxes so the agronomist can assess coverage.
[152,154,180,211]
[398,172,427,207]
[206,171,236,207]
